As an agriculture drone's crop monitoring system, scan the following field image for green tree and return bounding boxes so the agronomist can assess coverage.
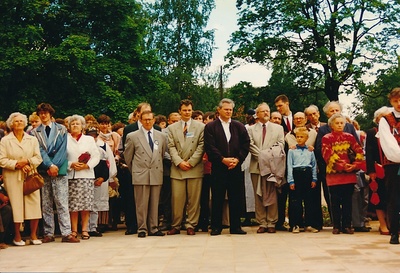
[145,0,216,112]
[0,0,166,122]
[227,0,400,102]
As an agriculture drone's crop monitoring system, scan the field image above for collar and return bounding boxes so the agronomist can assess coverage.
[219,117,231,124]
[296,144,308,150]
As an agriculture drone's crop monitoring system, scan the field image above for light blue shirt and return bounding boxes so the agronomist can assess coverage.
[287,145,317,185]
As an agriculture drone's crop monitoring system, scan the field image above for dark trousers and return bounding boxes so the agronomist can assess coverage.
[117,166,137,231]
[289,168,317,228]
[276,183,289,227]
[158,176,172,227]
[198,174,211,229]
[329,184,354,229]
[0,204,12,243]
[384,164,400,235]
[211,169,244,232]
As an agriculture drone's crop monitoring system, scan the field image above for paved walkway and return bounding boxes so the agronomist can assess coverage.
[1,222,399,273]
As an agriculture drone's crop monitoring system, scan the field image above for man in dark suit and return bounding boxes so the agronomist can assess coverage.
[120,102,161,235]
[204,98,250,236]
[274,94,293,231]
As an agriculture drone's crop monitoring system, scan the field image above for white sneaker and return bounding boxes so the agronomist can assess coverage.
[292,225,300,233]
[306,226,319,233]
[13,240,26,246]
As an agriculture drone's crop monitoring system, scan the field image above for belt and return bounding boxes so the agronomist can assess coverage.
[293,167,311,172]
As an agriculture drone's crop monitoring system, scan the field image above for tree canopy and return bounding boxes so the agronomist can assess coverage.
[227,0,400,102]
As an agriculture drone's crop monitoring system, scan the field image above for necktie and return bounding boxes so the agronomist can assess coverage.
[45,126,51,137]
[286,118,291,131]
[262,124,266,144]
[183,122,187,137]
[315,126,319,132]
[148,131,154,151]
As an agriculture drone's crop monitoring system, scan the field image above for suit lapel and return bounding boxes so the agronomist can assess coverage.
[138,131,153,158]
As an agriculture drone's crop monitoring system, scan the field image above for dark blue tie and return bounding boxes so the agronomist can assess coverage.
[148,131,154,151]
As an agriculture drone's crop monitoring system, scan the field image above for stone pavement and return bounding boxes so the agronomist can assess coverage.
[1,222,400,273]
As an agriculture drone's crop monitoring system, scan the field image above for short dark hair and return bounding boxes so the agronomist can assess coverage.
[36,103,55,116]
[179,99,193,110]
[203,112,215,120]
[97,114,111,124]
[274,94,289,103]
[192,110,204,119]
[155,114,167,124]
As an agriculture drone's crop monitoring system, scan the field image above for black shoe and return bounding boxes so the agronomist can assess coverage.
[125,229,138,235]
[354,226,370,232]
[138,231,146,238]
[390,234,399,244]
[275,225,289,231]
[159,225,171,231]
[88,231,103,237]
[210,229,221,236]
[148,230,165,236]
[230,229,247,235]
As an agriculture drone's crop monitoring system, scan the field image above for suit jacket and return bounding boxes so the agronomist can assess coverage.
[204,118,250,172]
[31,122,68,171]
[306,122,326,131]
[168,119,205,179]
[122,122,161,151]
[280,114,294,134]
[248,121,285,174]
[124,129,166,186]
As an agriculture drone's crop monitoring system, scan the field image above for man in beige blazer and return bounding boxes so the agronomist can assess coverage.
[167,99,205,235]
[248,102,285,233]
[124,111,167,238]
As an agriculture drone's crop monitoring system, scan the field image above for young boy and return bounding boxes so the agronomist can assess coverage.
[287,127,318,233]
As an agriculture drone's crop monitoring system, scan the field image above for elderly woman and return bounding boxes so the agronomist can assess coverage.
[0,112,43,246]
[67,115,100,240]
[322,113,366,235]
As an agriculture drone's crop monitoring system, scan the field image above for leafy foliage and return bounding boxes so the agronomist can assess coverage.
[228,0,400,102]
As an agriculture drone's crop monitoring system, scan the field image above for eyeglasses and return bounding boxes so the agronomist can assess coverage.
[142,119,154,123]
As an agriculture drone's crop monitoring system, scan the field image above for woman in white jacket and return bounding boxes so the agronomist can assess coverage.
[66,115,100,240]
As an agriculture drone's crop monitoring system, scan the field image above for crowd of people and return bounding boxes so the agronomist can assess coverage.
[1,88,400,248]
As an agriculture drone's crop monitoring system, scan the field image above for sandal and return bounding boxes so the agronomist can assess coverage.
[71,231,78,238]
[81,231,90,240]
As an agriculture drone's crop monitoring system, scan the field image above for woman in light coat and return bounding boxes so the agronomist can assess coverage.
[0,112,43,246]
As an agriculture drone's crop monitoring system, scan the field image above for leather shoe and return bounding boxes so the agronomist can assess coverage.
[390,234,399,244]
[88,231,103,237]
[230,229,247,235]
[167,228,180,235]
[267,227,276,233]
[275,225,288,231]
[138,231,146,238]
[210,229,221,236]
[148,230,165,236]
[342,227,354,234]
[125,229,137,235]
[61,235,80,243]
[354,226,370,232]
[187,228,195,235]
[257,227,266,233]
[332,228,340,234]
[41,236,55,243]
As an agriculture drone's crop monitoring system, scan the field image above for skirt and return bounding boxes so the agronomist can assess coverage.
[68,178,94,212]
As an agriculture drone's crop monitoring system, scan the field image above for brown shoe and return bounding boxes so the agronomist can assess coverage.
[187,228,195,235]
[267,227,276,233]
[342,228,354,234]
[62,234,80,243]
[167,228,180,235]
[41,236,55,243]
[257,227,266,233]
[332,228,340,234]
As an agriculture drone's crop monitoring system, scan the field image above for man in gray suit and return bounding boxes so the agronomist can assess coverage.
[167,99,205,235]
[124,111,167,238]
[248,102,285,233]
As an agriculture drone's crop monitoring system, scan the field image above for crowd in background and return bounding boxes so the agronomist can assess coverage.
[1,87,400,248]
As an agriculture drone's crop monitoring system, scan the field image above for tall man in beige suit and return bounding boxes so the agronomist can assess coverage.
[167,99,205,235]
[124,111,167,238]
[248,102,285,233]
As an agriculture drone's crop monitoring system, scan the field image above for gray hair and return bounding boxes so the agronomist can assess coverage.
[322,101,342,115]
[327,113,345,127]
[304,104,319,115]
[373,106,391,124]
[68,115,86,130]
[6,112,28,130]
[256,102,270,113]
[218,98,235,109]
